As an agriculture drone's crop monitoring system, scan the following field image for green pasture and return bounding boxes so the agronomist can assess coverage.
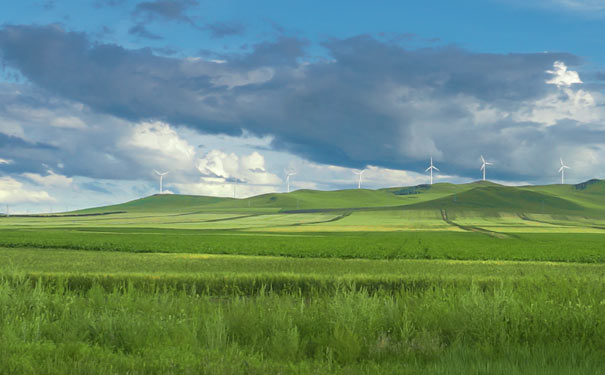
[3,247,603,282]
[0,227,603,262]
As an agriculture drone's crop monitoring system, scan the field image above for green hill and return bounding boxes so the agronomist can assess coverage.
[406,185,586,214]
[74,194,232,214]
[71,180,605,217]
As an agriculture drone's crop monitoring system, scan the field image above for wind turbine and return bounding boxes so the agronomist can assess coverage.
[153,170,169,194]
[425,157,440,185]
[559,158,570,184]
[285,171,296,193]
[480,155,493,181]
[353,169,366,189]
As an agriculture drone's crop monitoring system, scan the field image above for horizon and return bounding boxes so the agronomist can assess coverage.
[2,1,605,212]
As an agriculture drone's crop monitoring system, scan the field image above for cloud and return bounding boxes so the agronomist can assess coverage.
[2,25,605,183]
[50,116,87,129]
[196,149,281,185]
[0,158,12,165]
[546,61,582,86]
[204,21,246,38]
[128,23,162,40]
[125,121,196,171]
[93,0,127,8]
[133,0,198,24]
[0,177,54,203]
[22,169,73,187]
[164,149,281,197]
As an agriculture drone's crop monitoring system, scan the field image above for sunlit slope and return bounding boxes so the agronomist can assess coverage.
[74,194,232,214]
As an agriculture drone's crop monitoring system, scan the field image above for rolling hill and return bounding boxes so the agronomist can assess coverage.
[71,179,605,218]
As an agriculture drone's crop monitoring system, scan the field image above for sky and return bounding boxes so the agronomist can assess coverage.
[1,0,605,213]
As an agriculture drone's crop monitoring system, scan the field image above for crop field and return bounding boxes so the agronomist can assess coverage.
[1,181,605,373]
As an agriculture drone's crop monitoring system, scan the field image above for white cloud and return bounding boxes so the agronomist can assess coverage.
[127,121,196,166]
[22,170,73,187]
[546,61,582,87]
[51,116,87,129]
[125,121,197,180]
[0,177,54,203]
[197,150,281,185]
[0,158,12,165]
[170,150,283,197]
[514,62,599,126]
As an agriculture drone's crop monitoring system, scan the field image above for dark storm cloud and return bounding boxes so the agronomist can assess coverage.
[0,25,597,181]
[132,0,198,24]
[204,21,246,38]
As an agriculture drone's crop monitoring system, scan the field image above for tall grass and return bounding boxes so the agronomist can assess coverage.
[1,276,603,374]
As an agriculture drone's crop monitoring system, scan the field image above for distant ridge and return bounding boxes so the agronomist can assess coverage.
[68,181,605,217]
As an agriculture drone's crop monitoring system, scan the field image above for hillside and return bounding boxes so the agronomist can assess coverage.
[73,194,232,214]
[70,180,605,217]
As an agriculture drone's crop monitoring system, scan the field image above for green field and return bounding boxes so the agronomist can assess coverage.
[1,181,605,373]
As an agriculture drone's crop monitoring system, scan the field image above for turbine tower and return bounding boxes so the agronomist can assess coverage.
[153,170,169,194]
[285,171,296,193]
[425,157,440,185]
[559,158,570,184]
[353,169,366,189]
[480,155,493,181]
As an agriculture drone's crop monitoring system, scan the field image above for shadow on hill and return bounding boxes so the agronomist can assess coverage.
[407,185,584,214]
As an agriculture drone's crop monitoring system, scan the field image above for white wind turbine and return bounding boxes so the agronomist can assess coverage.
[480,155,493,181]
[285,171,297,193]
[559,158,570,184]
[425,157,440,185]
[353,169,366,189]
[153,170,169,194]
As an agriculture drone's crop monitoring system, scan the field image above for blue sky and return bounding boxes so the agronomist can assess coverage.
[1,0,605,212]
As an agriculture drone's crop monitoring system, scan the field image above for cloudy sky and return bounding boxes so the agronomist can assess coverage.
[1,0,605,212]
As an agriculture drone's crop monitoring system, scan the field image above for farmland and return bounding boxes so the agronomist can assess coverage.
[1,181,605,373]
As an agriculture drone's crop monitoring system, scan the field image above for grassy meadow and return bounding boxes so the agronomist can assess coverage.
[1,180,605,373]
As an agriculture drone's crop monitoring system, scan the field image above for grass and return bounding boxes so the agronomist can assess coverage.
[0,228,604,262]
[1,274,603,374]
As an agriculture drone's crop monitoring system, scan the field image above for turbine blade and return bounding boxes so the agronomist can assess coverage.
[480,164,485,171]
[425,167,431,172]
[481,155,485,163]
[433,166,440,172]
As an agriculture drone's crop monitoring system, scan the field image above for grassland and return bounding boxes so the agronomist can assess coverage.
[1,181,605,373]
[1,270,603,374]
